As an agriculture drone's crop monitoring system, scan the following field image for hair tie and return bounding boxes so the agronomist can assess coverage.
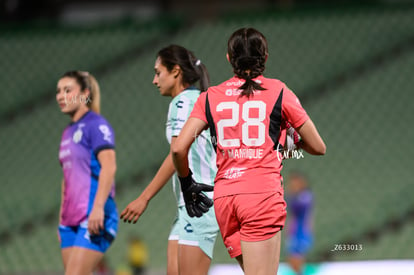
[195,59,201,66]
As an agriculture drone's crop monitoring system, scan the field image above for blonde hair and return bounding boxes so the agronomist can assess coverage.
[85,73,101,114]
[62,71,101,114]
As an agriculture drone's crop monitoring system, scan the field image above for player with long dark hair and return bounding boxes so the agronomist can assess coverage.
[171,28,326,275]
[56,71,118,275]
[121,45,218,275]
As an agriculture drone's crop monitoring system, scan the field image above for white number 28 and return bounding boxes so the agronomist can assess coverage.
[216,101,266,148]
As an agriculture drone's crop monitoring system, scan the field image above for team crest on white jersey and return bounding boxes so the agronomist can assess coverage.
[99,124,112,142]
[73,124,85,143]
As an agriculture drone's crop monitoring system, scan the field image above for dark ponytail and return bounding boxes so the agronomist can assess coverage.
[227,28,268,97]
[157,45,210,92]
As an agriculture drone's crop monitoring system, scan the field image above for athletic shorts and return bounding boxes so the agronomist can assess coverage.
[214,191,286,258]
[58,214,118,253]
[286,235,313,256]
[168,205,219,259]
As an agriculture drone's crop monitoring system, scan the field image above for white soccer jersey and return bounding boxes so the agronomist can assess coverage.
[166,88,217,206]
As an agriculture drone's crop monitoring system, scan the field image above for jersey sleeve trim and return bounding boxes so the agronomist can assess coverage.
[94,144,115,156]
[290,115,309,129]
[205,93,217,152]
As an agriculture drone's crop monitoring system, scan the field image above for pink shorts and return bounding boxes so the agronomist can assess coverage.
[214,191,286,258]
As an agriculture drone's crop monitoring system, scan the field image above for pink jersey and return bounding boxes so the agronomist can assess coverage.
[190,76,309,198]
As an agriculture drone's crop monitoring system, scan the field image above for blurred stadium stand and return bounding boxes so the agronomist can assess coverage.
[0,1,413,274]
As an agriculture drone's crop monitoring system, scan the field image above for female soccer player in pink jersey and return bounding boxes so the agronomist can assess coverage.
[120,45,218,275]
[56,71,118,275]
[172,28,326,275]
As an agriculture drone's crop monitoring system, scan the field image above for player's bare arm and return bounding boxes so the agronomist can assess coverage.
[296,119,326,155]
[172,117,207,177]
[59,179,65,225]
[88,149,117,235]
[121,151,175,223]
